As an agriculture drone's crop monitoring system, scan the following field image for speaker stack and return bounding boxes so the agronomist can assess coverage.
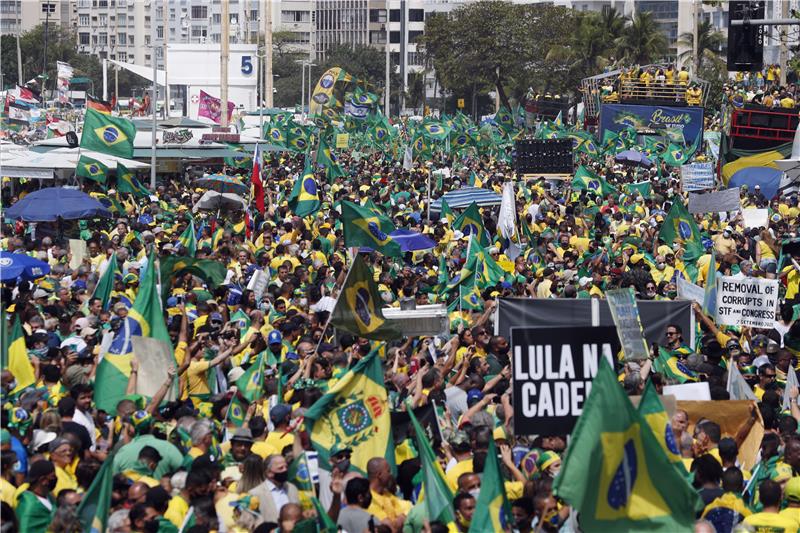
[513,139,574,175]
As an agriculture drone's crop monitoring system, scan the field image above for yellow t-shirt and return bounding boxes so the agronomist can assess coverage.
[743,511,798,533]
[54,465,77,496]
[780,507,800,529]
[165,494,190,529]
[251,440,279,459]
[185,360,211,398]
[264,430,294,455]
[0,477,16,507]
[367,490,412,521]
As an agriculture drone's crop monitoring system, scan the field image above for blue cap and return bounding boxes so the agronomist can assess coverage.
[72,280,87,290]
[209,312,223,324]
[467,388,484,405]
[166,296,178,308]
[268,330,282,345]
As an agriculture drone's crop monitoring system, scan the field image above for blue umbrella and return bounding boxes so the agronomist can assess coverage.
[615,150,653,168]
[0,251,51,281]
[193,174,248,195]
[430,186,502,211]
[4,187,112,222]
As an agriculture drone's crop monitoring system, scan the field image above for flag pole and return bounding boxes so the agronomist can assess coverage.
[312,252,358,355]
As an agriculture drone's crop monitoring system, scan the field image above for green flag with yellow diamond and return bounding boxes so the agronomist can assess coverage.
[80,108,136,158]
[341,200,402,257]
[76,155,109,183]
[330,255,399,341]
[77,450,115,533]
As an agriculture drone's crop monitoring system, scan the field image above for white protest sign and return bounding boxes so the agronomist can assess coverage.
[715,276,779,328]
[742,208,769,230]
[69,239,87,270]
[131,336,178,401]
[681,163,715,192]
[605,288,650,361]
[677,276,705,306]
[247,269,269,303]
[687,188,741,214]
[663,382,711,401]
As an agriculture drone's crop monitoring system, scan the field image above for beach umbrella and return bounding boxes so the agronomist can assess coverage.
[4,187,112,221]
[0,251,51,281]
[193,174,248,195]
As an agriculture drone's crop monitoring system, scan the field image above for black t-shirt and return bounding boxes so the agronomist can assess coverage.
[61,420,92,453]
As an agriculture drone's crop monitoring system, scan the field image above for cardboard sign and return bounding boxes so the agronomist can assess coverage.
[335,133,349,149]
[131,336,177,402]
[605,288,649,361]
[247,269,269,303]
[511,326,621,435]
[681,163,715,192]
[715,276,780,328]
[676,276,705,306]
[69,239,87,270]
[742,208,769,230]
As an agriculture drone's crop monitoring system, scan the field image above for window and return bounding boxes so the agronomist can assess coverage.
[118,32,126,45]
[389,9,400,22]
[41,2,55,12]
[118,13,125,25]
[157,25,163,38]
[191,5,207,19]
[250,9,258,21]
[117,0,125,6]
[156,6,162,19]
[117,51,126,61]
[369,9,386,23]
[79,32,90,45]
[145,34,150,44]
[99,32,107,45]
[212,13,220,23]
[145,54,150,61]
[97,0,107,7]
[79,14,89,25]
[77,0,90,7]
[408,51,423,65]
[99,13,107,25]
[408,30,423,42]
[285,31,310,43]
[92,34,97,45]
[369,30,386,44]
[110,35,115,45]
[389,31,400,44]
[211,33,220,43]
[129,35,134,45]
[281,10,309,23]
[408,9,424,22]
[229,13,238,24]
[191,25,207,39]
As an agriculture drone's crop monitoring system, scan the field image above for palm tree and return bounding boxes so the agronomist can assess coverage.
[546,8,623,81]
[614,12,669,65]
[677,20,725,72]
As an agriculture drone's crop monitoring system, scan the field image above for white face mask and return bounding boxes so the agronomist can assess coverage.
[469,489,480,500]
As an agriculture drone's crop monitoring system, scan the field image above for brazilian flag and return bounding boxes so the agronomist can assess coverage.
[653,347,697,383]
[625,181,651,199]
[288,452,314,492]
[288,160,321,218]
[158,255,227,303]
[227,396,247,427]
[304,349,395,473]
[80,108,136,158]
[77,451,115,533]
[116,163,149,197]
[468,438,512,532]
[236,353,265,402]
[266,124,286,146]
[459,281,483,311]
[658,200,704,263]
[661,143,691,166]
[422,120,450,141]
[572,165,617,196]
[316,134,347,182]
[553,359,701,531]
[452,202,489,247]
[77,155,109,183]
[286,124,310,152]
[341,200,402,257]
[330,255,399,341]
[494,105,517,135]
[440,198,455,225]
[637,381,683,467]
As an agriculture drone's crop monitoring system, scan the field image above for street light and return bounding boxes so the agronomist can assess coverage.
[295,59,316,120]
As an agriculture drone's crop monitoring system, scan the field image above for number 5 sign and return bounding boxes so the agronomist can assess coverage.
[241,56,253,75]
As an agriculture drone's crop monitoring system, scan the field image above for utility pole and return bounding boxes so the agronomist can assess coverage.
[221,0,230,129]
[384,18,390,115]
[42,5,50,94]
[16,28,22,86]
[779,0,789,86]
[163,0,169,118]
[264,0,273,107]
[692,0,699,75]
[258,5,263,134]
[150,0,158,190]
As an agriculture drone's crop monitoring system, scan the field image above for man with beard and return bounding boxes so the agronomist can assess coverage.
[486,335,510,376]
[16,460,57,533]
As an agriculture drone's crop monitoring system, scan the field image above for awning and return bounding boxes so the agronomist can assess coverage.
[108,59,166,86]
[132,148,243,159]
[430,186,502,211]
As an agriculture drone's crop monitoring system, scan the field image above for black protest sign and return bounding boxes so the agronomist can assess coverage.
[512,326,621,436]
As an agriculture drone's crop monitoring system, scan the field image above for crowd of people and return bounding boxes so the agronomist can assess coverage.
[4,100,800,533]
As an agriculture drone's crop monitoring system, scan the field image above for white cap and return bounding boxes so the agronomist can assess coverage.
[579,276,592,287]
[31,430,58,452]
[32,289,49,299]
[227,367,245,383]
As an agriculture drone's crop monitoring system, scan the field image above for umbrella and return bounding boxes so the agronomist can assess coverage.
[4,187,112,221]
[193,174,248,195]
[359,229,437,253]
[193,190,247,212]
[430,187,502,211]
[615,150,653,168]
[0,251,51,281]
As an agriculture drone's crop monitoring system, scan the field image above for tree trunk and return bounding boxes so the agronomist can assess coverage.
[496,73,511,111]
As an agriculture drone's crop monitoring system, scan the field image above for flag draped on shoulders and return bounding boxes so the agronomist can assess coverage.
[304,350,393,474]
[659,200,704,264]
[553,359,701,532]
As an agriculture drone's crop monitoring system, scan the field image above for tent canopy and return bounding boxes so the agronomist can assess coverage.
[108,59,166,86]
[430,187,502,212]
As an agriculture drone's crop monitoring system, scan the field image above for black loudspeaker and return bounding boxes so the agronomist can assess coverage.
[727,1,765,72]
[65,131,79,148]
[514,139,574,174]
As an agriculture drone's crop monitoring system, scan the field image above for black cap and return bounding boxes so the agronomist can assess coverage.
[27,459,55,483]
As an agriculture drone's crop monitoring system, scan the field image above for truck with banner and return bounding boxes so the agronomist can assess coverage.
[600,103,704,149]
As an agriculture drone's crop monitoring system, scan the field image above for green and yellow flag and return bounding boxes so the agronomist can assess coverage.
[235,353,265,403]
[116,163,149,197]
[468,438,512,533]
[330,255,400,341]
[408,407,455,526]
[341,200,402,257]
[658,200,704,264]
[80,108,136,158]
[452,202,489,247]
[637,380,683,467]
[288,159,321,217]
[3,315,36,395]
[553,359,701,531]
[316,134,347,182]
[572,165,617,196]
[304,349,394,474]
[288,451,314,492]
[92,253,118,311]
[158,255,227,302]
[177,220,198,257]
[77,451,115,533]
[227,396,247,427]
[76,155,109,183]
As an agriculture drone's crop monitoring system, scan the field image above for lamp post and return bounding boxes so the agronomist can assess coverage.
[295,60,316,119]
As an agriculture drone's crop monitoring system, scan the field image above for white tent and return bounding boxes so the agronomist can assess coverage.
[1,147,149,179]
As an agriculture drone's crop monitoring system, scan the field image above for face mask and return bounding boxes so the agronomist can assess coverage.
[497,345,510,355]
[272,470,289,484]
[457,512,471,528]
[334,459,351,473]
[469,489,480,500]
[667,291,677,299]
[47,476,57,491]
[5,380,16,392]
[657,263,665,271]
[298,298,308,307]
[29,347,47,357]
